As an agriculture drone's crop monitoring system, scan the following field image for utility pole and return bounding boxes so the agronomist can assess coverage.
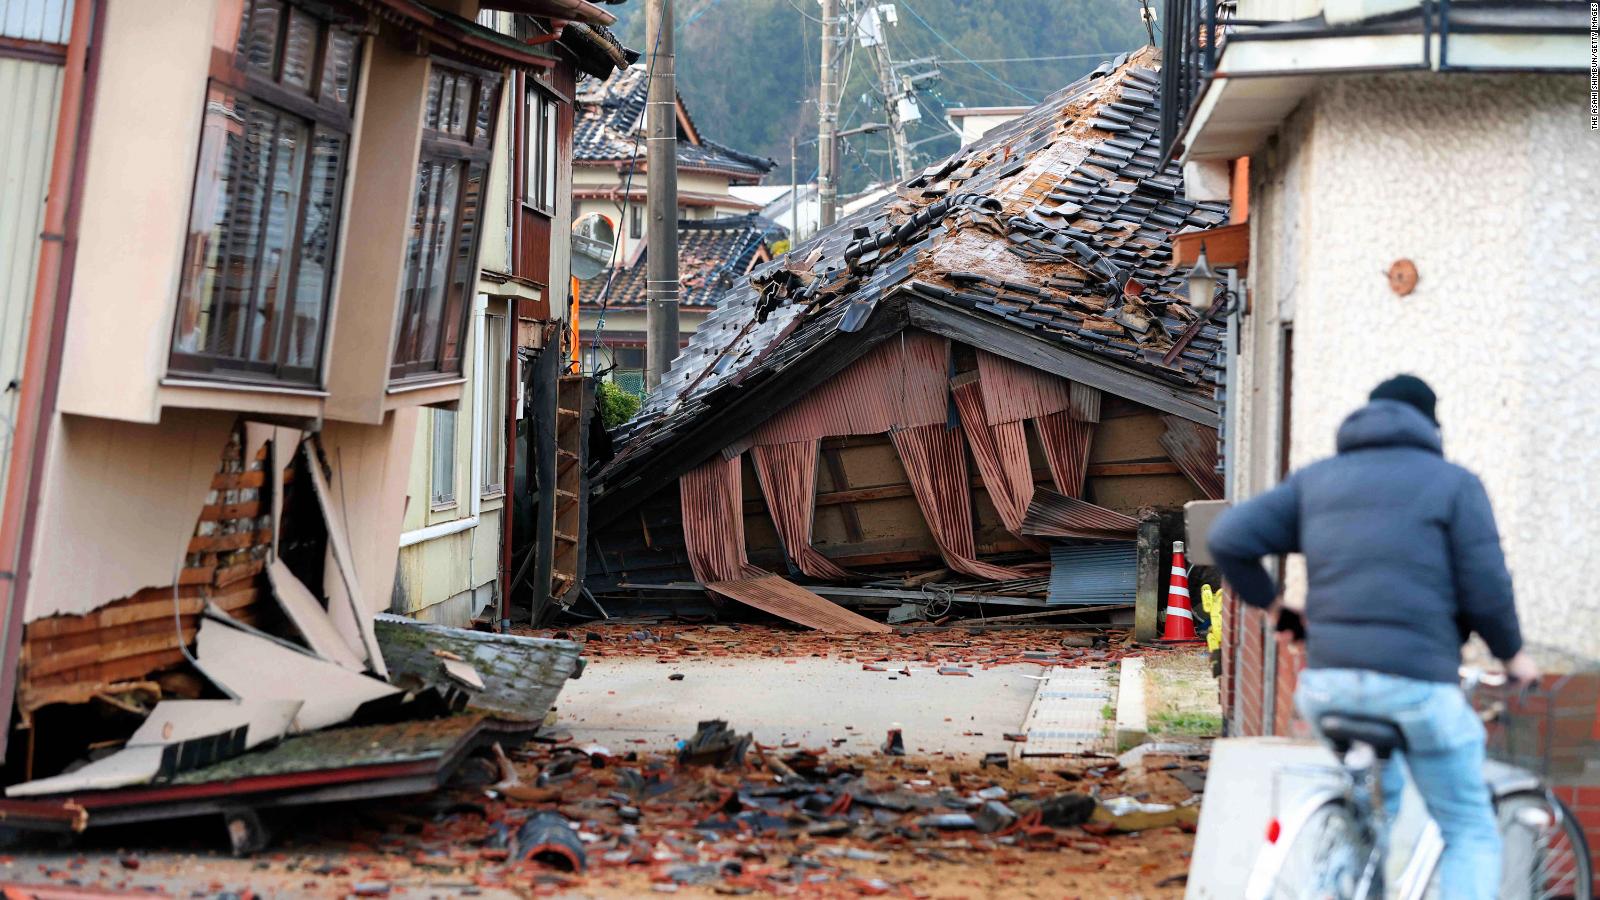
[790,135,800,244]
[863,3,913,179]
[645,0,678,390]
[817,0,839,227]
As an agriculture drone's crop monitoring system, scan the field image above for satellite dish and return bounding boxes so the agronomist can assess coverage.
[571,213,616,282]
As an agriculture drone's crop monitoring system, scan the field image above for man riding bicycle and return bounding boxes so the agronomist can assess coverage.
[1208,375,1541,900]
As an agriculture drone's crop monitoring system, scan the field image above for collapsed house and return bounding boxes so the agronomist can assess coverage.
[585,49,1227,633]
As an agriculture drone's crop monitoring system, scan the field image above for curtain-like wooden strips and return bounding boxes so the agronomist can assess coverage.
[750,441,851,580]
[1035,410,1095,499]
[975,351,1075,425]
[752,331,950,445]
[952,377,1037,544]
[890,423,1028,581]
[679,455,762,585]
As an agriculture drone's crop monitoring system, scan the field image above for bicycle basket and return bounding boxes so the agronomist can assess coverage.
[1474,645,1600,783]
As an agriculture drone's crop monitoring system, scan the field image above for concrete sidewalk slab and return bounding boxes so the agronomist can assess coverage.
[554,655,1042,758]
[1012,665,1116,761]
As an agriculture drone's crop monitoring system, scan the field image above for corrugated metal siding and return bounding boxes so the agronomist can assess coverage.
[1023,489,1139,540]
[1047,542,1138,605]
[751,330,948,445]
[1158,414,1225,500]
[1,0,72,43]
[708,574,891,634]
[0,55,62,516]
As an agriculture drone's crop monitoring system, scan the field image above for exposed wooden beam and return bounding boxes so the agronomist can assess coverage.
[592,299,911,528]
[906,299,1220,428]
[1173,221,1249,269]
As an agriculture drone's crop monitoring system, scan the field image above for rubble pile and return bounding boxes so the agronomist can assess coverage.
[522,622,1153,671]
[248,728,1205,897]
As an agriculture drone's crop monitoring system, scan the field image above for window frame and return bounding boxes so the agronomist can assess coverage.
[523,85,559,216]
[430,406,458,509]
[479,312,508,498]
[168,0,360,387]
[390,60,502,385]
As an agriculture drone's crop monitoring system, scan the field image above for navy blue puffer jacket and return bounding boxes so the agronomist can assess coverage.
[1208,400,1523,683]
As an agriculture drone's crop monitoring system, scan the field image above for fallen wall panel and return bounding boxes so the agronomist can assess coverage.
[707,575,892,634]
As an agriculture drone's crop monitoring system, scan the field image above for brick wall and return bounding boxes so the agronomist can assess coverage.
[1224,596,1270,736]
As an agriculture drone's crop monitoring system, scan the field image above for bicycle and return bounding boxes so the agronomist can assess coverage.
[1245,664,1593,900]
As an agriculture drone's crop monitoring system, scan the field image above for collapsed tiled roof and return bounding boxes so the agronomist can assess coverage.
[574,66,775,178]
[580,213,782,309]
[593,49,1226,515]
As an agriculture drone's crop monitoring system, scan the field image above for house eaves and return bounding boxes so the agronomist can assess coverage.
[1178,1,1592,161]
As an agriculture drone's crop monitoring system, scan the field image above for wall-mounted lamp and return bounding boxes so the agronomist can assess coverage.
[1186,242,1239,318]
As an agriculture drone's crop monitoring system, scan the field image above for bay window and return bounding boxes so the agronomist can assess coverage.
[170,0,360,386]
[391,62,501,382]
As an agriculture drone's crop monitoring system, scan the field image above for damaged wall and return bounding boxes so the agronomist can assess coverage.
[25,409,236,621]
[588,337,1211,592]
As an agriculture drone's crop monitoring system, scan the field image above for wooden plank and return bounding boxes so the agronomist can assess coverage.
[820,448,865,543]
[178,566,215,586]
[1172,221,1249,268]
[1134,519,1161,643]
[197,500,265,522]
[25,628,199,679]
[591,300,911,530]
[214,558,265,588]
[1087,461,1182,477]
[210,470,267,490]
[187,529,272,554]
[906,299,1219,427]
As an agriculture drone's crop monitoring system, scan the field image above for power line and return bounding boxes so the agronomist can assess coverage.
[930,50,1133,64]
[780,0,826,25]
[895,0,1037,103]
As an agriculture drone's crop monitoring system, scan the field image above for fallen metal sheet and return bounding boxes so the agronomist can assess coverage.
[373,615,583,721]
[302,437,387,679]
[194,618,399,732]
[1046,542,1138,606]
[1022,489,1139,539]
[6,746,167,797]
[706,574,893,633]
[266,559,366,670]
[0,716,537,828]
[7,699,305,798]
[128,699,301,751]
[1159,415,1225,500]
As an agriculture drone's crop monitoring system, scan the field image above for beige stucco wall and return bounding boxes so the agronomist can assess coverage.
[56,0,215,424]
[1237,72,1599,655]
[25,407,414,622]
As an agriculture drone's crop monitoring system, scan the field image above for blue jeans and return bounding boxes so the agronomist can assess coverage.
[1295,668,1500,900]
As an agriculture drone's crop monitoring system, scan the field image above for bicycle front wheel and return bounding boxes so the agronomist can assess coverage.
[1498,790,1592,900]
[1249,798,1376,900]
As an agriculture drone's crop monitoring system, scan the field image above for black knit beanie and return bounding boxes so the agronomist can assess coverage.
[1370,374,1437,424]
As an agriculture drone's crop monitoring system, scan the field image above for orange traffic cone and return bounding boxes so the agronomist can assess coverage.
[1160,540,1199,642]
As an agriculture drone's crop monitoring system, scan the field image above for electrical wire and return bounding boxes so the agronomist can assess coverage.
[895,0,1038,104]
[931,51,1134,64]
[587,8,667,365]
[780,0,826,26]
